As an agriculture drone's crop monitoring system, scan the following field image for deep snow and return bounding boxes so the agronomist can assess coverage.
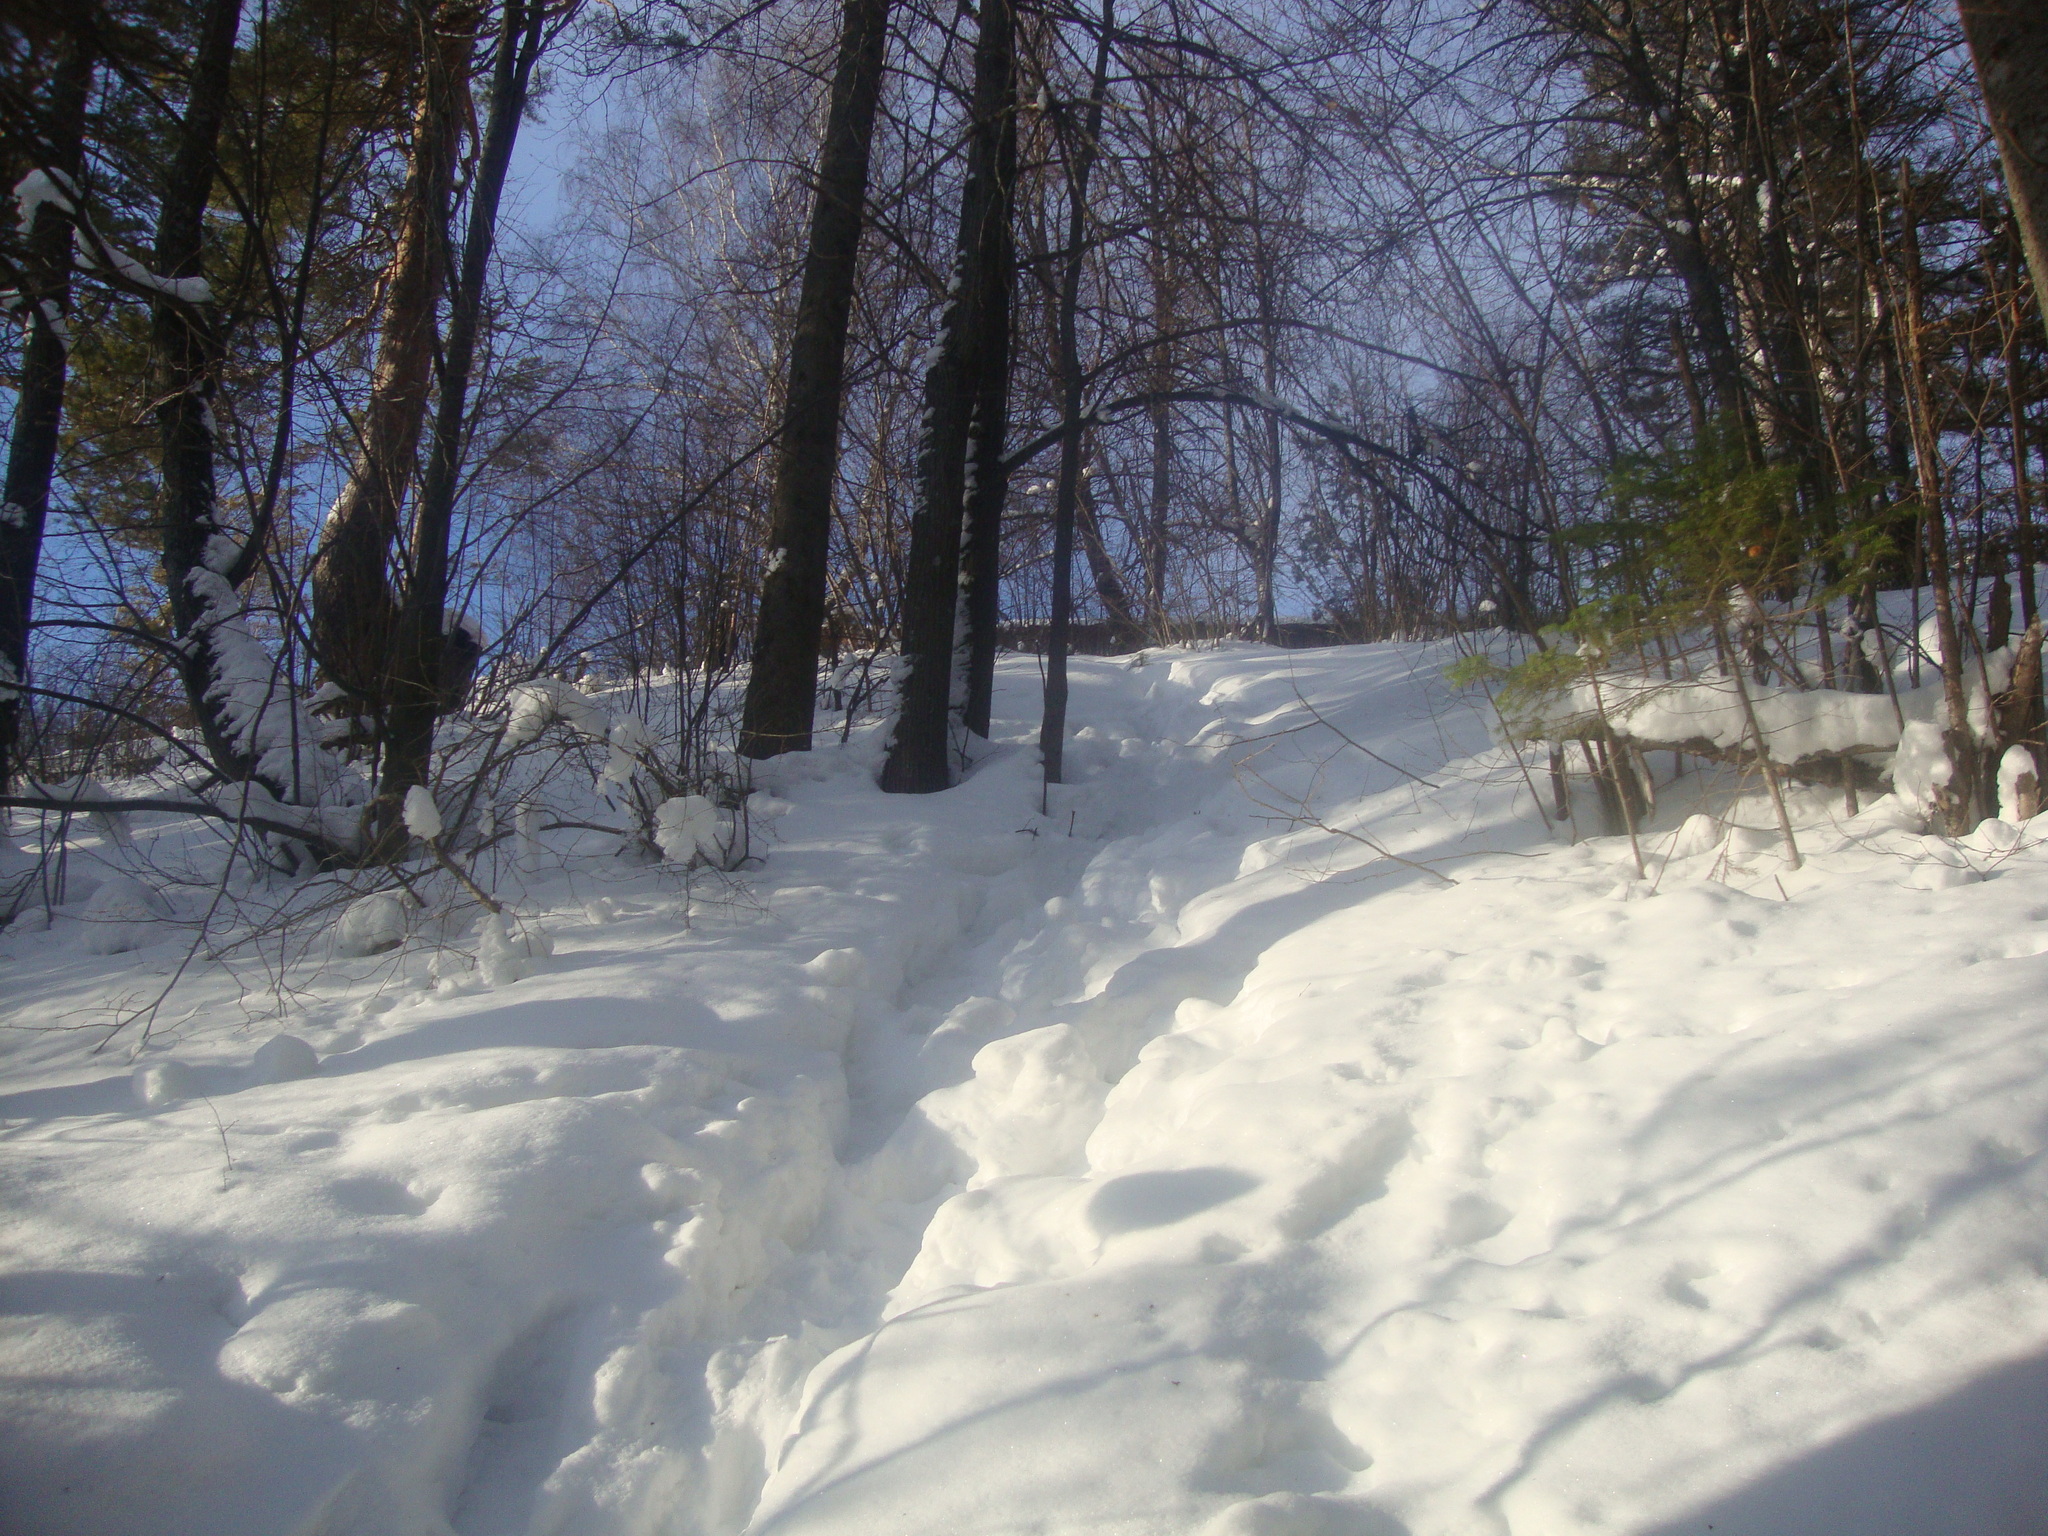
[5,641,2048,1536]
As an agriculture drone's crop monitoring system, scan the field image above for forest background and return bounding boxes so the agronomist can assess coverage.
[2,0,2047,872]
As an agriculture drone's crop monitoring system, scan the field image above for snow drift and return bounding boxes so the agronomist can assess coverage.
[4,641,2048,1536]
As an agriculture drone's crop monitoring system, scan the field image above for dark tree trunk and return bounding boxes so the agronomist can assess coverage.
[1584,1,1747,431]
[2002,243,2038,627]
[1256,371,1283,642]
[1724,21,1830,567]
[1145,400,1172,635]
[152,0,263,785]
[739,0,894,759]
[1078,465,1139,645]
[1143,252,1174,637]
[959,215,1015,740]
[1898,165,1982,832]
[309,0,472,730]
[880,0,1016,793]
[0,36,92,792]
[1961,0,2048,349]
[378,0,544,834]
[1037,0,1114,791]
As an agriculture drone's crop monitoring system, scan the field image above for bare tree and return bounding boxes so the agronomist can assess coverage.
[739,0,895,758]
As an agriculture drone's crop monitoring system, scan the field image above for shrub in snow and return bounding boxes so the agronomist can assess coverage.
[402,785,442,841]
[131,1059,195,1109]
[250,1034,319,1083]
[655,794,732,865]
[600,713,657,795]
[1665,813,1726,859]
[27,777,131,848]
[748,793,795,824]
[803,948,868,988]
[474,913,553,987]
[1906,835,1981,890]
[0,840,38,922]
[79,875,170,955]
[502,677,611,748]
[1892,720,1952,819]
[334,890,412,956]
[1998,745,2040,823]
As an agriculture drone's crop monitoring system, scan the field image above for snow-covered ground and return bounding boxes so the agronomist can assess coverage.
[6,640,2048,1536]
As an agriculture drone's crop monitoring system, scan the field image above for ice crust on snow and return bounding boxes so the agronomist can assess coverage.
[7,642,2048,1536]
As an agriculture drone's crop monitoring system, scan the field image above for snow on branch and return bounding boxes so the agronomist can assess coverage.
[10,167,214,307]
[1491,647,2018,791]
[0,791,356,862]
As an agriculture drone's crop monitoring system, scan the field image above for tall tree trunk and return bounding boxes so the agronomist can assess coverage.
[1251,218,1283,643]
[1587,1,1748,431]
[1143,246,1174,637]
[1961,0,2048,347]
[1145,391,1172,635]
[739,0,894,758]
[0,36,92,792]
[1078,463,1138,645]
[880,0,1016,793]
[378,0,545,833]
[153,0,264,785]
[958,89,1018,742]
[1256,363,1283,641]
[1726,15,1830,582]
[1038,0,1114,791]
[2000,235,2038,627]
[309,0,473,730]
[1898,165,1982,832]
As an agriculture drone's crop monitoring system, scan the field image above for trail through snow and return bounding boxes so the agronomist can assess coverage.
[5,643,2048,1536]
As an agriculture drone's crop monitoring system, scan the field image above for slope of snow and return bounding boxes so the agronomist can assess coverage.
[4,641,2048,1536]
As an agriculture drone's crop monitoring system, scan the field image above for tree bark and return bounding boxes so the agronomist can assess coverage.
[962,214,1019,741]
[152,0,261,785]
[1898,164,1982,832]
[1252,223,1283,643]
[1582,0,1748,431]
[880,0,1016,793]
[739,0,894,758]
[377,0,545,833]
[959,92,1018,742]
[1961,0,2048,348]
[1038,0,1114,791]
[2001,244,2038,627]
[1256,382,1283,641]
[1143,244,1174,637]
[0,36,92,791]
[309,0,473,728]
[1077,465,1139,645]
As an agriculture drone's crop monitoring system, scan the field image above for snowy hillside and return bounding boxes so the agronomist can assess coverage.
[5,641,2048,1536]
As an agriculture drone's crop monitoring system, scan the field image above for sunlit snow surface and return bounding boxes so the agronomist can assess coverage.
[5,642,2048,1536]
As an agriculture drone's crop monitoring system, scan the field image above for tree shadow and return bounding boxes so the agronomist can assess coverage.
[1638,1350,2048,1536]
[0,1266,363,1536]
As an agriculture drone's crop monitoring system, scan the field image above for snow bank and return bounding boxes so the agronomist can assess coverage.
[1503,636,2015,781]
[6,641,2048,1536]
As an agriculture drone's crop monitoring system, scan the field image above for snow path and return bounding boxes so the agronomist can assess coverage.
[6,642,2048,1536]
